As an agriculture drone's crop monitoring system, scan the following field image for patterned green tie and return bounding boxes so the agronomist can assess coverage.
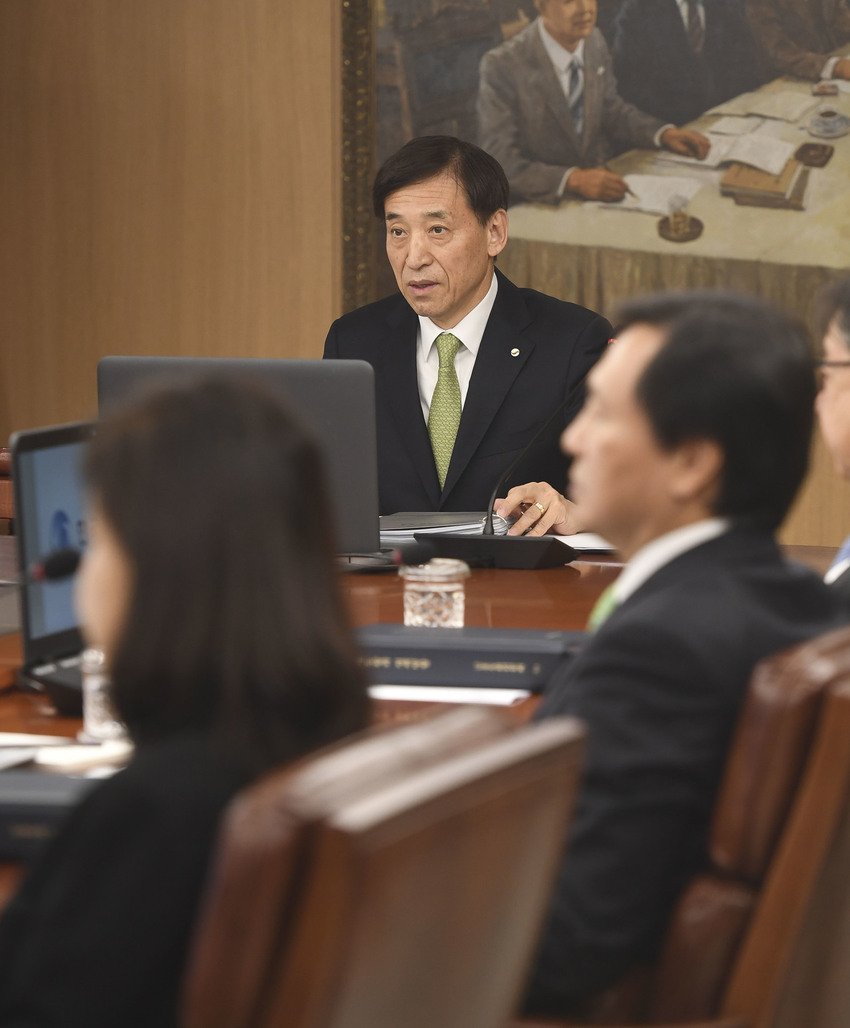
[428,332,463,488]
[587,584,619,632]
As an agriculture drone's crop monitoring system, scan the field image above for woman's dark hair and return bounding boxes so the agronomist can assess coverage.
[372,135,509,224]
[85,376,370,775]
[614,291,815,533]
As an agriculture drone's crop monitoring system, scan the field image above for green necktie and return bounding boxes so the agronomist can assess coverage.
[587,584,619,632]
[428,332,463,488]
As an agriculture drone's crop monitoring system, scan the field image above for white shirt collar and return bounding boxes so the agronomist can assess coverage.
[613,518,732,604]
[417,271,498,362]
[538,18,586,75]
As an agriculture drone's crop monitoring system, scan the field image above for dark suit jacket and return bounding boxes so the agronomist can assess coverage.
[746,0,850,80]
[324,270,610,515]
[0,733,252,1028]
[613,0,761,126]
[523,528,842,1016]
[477,23,664,204]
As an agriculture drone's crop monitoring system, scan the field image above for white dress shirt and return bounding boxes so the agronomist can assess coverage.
[417,272,499,422]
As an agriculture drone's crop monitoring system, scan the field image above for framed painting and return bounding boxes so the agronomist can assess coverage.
[341,0,849,321]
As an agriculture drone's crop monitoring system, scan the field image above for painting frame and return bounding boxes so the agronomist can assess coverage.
[340,0,377,314]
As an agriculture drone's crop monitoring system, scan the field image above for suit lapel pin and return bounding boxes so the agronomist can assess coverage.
[510,348,520,357]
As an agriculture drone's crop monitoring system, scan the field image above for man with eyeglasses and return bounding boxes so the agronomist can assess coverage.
[815,277,850,598]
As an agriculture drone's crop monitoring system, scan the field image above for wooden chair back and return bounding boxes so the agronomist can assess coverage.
[182,706,585,1028]
[181,706,510,1028]
[516,626,850,1028]
[260,716,585,1028]
[649,625,850,1026]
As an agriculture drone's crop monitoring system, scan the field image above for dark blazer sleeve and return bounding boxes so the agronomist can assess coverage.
[524,606,742,1012]
[0,745,244,1028]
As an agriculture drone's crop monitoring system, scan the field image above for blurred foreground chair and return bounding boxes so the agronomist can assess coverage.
[514,624,850,1028]
[182,705,586,1028]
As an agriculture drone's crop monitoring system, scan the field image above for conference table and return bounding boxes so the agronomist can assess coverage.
[0,544,836,908]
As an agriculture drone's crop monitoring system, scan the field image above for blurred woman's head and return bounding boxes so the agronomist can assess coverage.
[76,376,370,773]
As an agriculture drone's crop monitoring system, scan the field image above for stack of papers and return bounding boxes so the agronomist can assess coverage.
[709,116,765,135]
[561,533,616,553]
[379,511,508,547]
[661,133,795,176]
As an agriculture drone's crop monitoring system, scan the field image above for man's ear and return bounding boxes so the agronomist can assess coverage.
[670,438,724,507]
[487,209,509,257]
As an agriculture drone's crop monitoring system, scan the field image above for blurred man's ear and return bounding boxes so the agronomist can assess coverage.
[669,438,724,510]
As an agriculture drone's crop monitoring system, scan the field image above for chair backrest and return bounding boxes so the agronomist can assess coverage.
[180,706,510,1028]
[181,706,585,1028]
[645,625,850,1026]
[259,716,585,1028]
[393,3,503,141]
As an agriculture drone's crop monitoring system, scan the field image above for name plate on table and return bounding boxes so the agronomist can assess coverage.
[356,624,586,690]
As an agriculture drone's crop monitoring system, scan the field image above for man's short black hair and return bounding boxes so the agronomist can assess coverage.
[614,291,815,532]
[815,276,850,349]
[372,135,509,224]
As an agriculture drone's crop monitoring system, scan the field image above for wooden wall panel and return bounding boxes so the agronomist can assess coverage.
[0,0,340,438]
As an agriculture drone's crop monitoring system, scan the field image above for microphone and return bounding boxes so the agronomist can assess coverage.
[415,371,592,569]
[393,541,437,566]
[28,547,81,581]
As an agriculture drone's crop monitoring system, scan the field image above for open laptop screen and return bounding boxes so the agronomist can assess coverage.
[97,357,380,555]
[11,422,95,665]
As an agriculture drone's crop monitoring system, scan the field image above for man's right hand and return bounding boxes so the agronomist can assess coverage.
[835,58,850,80]
[567,167,629,202]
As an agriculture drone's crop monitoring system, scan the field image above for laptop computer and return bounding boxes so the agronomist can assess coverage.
[10,420,96,714]
[97,356,381,556]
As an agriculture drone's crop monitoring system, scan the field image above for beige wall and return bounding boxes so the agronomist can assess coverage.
[0,0,340,439]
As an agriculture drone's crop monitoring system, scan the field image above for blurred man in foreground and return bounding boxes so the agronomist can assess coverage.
[525,291,841,1016]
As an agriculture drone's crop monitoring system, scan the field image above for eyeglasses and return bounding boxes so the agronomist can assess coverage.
[815,360,850,388]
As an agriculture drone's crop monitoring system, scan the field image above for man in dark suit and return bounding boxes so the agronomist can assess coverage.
[815,277,850,601]
[477,0,709,204]
[524,291,842,1016]
[613,0,762,126]
[324,135,611,521]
